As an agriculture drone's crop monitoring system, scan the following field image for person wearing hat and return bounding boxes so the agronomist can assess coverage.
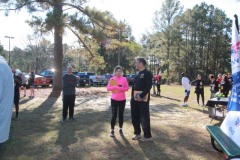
[0,56,14,151]
[181,72,191,107]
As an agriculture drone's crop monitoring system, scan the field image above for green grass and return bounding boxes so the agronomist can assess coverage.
[0,85,224,160]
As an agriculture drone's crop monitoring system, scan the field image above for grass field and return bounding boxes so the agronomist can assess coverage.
[0,85,225,160]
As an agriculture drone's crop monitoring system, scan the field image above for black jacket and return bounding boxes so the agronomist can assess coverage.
[131,69,152,102]
[192,79,204,94]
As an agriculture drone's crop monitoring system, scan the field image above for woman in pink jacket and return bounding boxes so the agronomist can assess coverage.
[107,66,129,137]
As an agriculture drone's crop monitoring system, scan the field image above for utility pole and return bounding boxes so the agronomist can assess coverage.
[4,36,14,66]
[118,30,122,66]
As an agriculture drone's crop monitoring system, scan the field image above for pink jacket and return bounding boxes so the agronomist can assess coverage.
[107,76,129,101]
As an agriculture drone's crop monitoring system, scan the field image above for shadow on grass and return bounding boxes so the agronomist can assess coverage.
[1,93,225,160]
[52,109,112,160]
[150,103,183,115]
[1,93,61,159]
[19,96,32,104]
[159,95,181,102]
[148,126,224,160]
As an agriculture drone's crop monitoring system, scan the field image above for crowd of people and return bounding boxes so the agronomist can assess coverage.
[60,58,153,141]
[181,72,233,107]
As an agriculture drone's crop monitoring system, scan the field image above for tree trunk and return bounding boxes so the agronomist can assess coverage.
[52,3,63,96]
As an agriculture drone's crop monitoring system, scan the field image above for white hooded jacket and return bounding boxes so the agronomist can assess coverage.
[0,56,14,143]
[181,76,191,91]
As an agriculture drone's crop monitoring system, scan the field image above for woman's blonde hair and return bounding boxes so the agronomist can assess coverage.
[113,65,123,76]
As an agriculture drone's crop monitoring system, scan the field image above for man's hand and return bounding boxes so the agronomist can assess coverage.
[135,93,142,101]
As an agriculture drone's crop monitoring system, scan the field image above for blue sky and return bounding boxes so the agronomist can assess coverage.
[0,0,239,50]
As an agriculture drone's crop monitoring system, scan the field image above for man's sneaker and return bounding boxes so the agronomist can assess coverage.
[132,134,141,140]
[119,129,123,135]
[110,130,115,137]
[13,117,19,121]
[139,137,153,142]
[61,119,66,123]
[69,117,76,121]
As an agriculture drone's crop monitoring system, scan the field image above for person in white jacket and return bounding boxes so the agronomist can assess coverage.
[181,72,191,107]
[0,56,14,151]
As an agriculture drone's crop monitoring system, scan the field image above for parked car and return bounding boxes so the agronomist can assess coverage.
[25,74,51,88]
[126,74,136,85]
[78,72,105,86]
[101,74,113,85]
[78,74,90,86]
[40,69,55,86]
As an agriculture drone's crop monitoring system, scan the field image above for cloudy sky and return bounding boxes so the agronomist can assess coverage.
[0,0,239,49]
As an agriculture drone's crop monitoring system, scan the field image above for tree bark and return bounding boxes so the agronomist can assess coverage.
[52,3,63,95]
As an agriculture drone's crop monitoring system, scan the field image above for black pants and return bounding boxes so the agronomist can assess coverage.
[0,142,4,157]
[131,99,152,138]
[196,92,204,105]
[63,95,76,120]
[111,99,126,130]
[14,92,20,118]
[156,83,161,95]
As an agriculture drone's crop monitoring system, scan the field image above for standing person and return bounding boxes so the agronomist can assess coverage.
[181,72,191,107]
[28,70,35,98]
[62,65,78,123]
[192,74,205,106]
[0,56,14,151]
[19,73,27,97]
[152,74,157,95]
[156,68,161,96]
[107,66,129,137]
[209,74,219,99]
[220,74,231,97]
[12,69,22,120]
[216,73,222,86]
[131,57,152,142]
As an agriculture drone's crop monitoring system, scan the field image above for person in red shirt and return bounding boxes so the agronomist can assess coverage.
[152,74,157,95]
[216,73,222,84]
[156,68,161,96]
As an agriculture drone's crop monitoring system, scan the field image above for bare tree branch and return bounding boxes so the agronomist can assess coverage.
[0,0,53,11]
[61,2,117,32]
[67,26,94,60]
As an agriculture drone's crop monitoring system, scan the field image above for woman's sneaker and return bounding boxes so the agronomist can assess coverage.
[110,130,115,137]
[119,129,123,135]
[132,134,141,140]
[139,137,153,142]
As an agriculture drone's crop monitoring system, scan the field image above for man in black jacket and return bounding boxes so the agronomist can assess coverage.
[131,57,152,142]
